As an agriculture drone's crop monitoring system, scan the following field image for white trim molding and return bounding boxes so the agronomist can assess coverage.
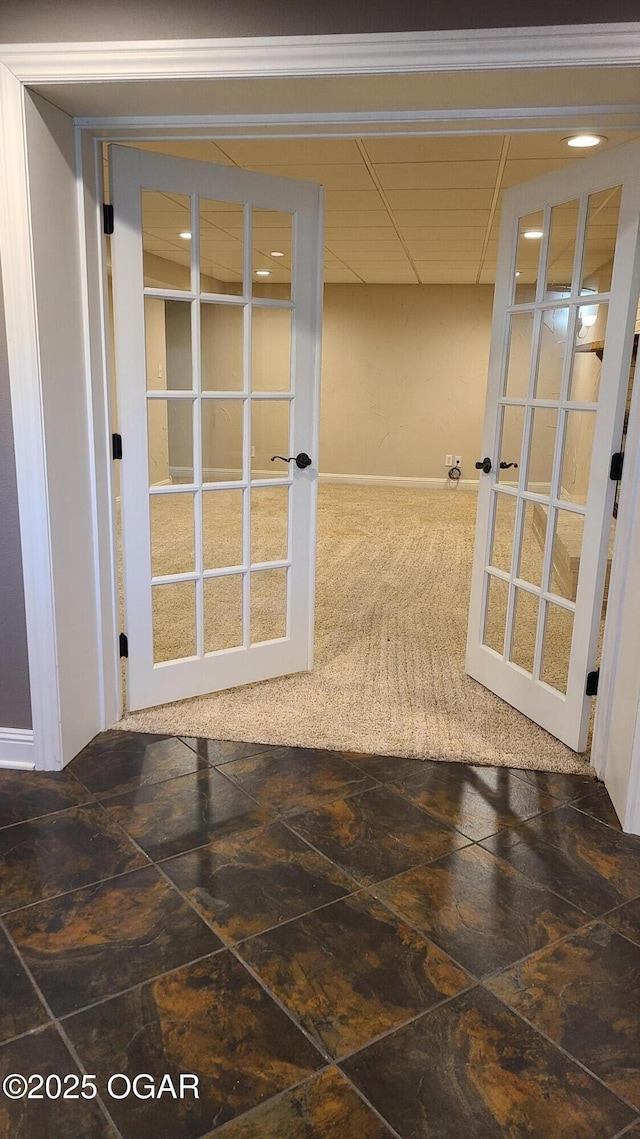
[3,25,640,83]
[0,728,36,770]
[0,64,63,771]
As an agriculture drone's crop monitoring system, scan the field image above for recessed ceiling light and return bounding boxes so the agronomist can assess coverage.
[179,231,191,240]
[565,134,607,149]
[523,230,544,240]
[270,251,284,258]
[256,270,271,277]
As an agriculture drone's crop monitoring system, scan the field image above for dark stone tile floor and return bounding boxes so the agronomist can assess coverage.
[0,732,638,1138]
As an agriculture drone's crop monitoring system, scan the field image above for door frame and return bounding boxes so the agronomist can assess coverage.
[2,26,640,831]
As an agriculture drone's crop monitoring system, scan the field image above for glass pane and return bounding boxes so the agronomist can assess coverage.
[252,400,290,480]
[544,200,579,301]
[251,568,287,643]
[509,587,539,675]
[142,190,191,290]
[517,500,546,589]
[525,407,558,496]
[549,508,585,603]
[581,187,621,295]
[497,405,525,486]
[540,602,574,694]
[152,581,195,663]
[201,303,244,392]
[489,492,517,574]
[199,199,244,295]
[504,312,534,398]
[569,302,608,402]
[147,399,193,487]
[535,308,569,400]
[251,486,289,564]
[145,298,192,392]
[204,575,243,653]
[252,209,293,300]
[483,574,508,655]
[514,211,544,303]
[252,306,292,392]
[150,493,194,577]
[560,410,596,504]
[202,399,244,483]
[202,489,244,570]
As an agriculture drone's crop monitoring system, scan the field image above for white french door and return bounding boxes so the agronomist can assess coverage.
[466,139,640,751]
[110,145,324,711]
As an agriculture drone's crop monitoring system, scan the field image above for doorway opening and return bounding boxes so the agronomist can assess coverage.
[106,131,639,774]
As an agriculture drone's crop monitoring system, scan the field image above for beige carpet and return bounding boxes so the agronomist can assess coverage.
[117,485,592,776]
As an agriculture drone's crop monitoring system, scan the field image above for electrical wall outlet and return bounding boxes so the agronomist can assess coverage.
[454,455,462,467]
[445,453,453,467]
[251,445,256,457]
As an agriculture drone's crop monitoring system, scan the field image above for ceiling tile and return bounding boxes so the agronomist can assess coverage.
[401,226,488,243]
[410,251,483,263]
[395,210,491,229]
[325,227,398,243]
[323,211,393,228]
[501,158,576,187]
[328,248,410,262]
[324,267,364,282]
[356,266,417,283]
[375,161,499,190]
[250,165,374,190]
[417,267,479,283]
[324,191,386,211]
[385,188,494,211]
[363,136,505,163]
[217,139,362,166]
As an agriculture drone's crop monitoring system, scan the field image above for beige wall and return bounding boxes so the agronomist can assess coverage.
[144,282,495,483]
[320,284,493,480]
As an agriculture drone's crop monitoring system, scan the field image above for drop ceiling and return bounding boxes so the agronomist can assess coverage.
[119,131,639,285]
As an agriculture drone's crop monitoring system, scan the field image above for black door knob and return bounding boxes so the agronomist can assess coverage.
[270,452,312,470]
[475,457,492,474]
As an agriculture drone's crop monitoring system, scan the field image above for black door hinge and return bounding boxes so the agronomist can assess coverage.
[119,633,128,659]
[586,668,600,696]
[610,452,624,481]
[103,204,114,235]
[112,433,123,460]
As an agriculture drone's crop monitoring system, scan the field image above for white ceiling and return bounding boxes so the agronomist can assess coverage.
[121,131,639,285]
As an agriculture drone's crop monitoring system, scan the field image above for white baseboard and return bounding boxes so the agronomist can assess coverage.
[0,728,36,770]
[319,472,479,490]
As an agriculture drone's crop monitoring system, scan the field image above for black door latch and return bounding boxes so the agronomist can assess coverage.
[499,461,519,469]
[271,452,312,469]
[475,457,492,474]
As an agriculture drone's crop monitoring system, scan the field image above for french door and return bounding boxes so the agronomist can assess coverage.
[466,139,640,751]
[109,145,324,711]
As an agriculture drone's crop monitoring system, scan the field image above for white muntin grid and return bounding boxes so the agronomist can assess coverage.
[144,192,297,661]
[481,185,619,691]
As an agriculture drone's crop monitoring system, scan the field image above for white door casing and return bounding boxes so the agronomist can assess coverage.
[110,145,324,710]
[466,138,640,752]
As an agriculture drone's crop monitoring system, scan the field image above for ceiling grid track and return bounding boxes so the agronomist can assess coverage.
[355,138,421,284]
[476,135,511,285]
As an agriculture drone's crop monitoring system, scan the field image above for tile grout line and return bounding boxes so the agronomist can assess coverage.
[486,986,640,1118]
[0,915,125,1139]
[477,827,640,918]
[336,1070,405,1139]
[202,1063,335,1136]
